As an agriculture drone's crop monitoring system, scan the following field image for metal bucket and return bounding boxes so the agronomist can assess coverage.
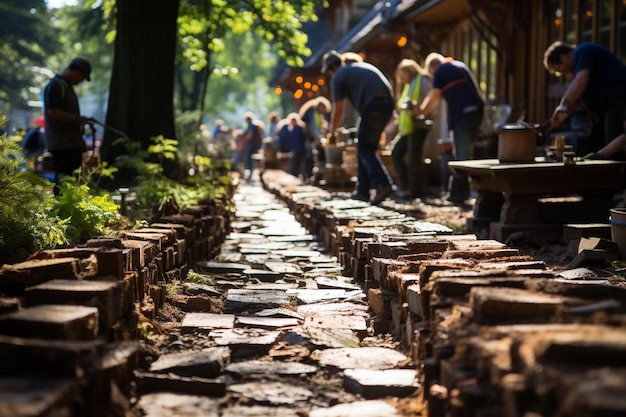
[610,208,626,259]
[497,124,538,163]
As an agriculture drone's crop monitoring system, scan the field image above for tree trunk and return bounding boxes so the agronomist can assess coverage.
[100,0,180,168]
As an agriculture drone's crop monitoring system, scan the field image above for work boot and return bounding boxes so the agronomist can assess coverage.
[370,185,393,205]
[350,191,369,202]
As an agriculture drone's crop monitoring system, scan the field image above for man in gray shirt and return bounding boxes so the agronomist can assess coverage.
[322,50,395,205]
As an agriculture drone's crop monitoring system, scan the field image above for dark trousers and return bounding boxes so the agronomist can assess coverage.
[449,108,483,201]
[355,98,394,195]
[390,128,429,196]
[51,148,83,195]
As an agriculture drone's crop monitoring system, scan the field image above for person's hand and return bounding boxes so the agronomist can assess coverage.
[76,115,91,125]
[551,101,569,127]
[583,152,604,160]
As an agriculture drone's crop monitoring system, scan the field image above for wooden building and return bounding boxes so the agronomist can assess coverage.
[276,0,626,129]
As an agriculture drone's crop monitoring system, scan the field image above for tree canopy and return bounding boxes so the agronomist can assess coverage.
[0,0,59,105]
[100,0,326,178]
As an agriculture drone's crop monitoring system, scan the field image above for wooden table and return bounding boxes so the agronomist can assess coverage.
[449,158,626,241]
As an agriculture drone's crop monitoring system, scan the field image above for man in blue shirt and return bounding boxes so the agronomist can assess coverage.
[544,41,626,158]
[419,53,484,204]
[322,50,395,205]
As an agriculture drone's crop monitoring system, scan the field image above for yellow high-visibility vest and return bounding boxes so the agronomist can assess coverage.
[397,75,422,135]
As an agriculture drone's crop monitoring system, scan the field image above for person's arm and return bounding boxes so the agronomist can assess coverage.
[551,68,589,126]
[46,108,90,124]
[328,98,345,140]
[418,88,442,116]
[585,133,626,159]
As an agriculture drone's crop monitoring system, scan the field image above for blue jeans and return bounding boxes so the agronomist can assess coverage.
[449,108,483,200]
[355,98,394,195]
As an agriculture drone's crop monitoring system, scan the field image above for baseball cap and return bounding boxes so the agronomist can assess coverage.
[321,50,343,74]
[69,57,92,81]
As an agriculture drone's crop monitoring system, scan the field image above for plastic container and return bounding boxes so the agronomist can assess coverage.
[497,124,537,163]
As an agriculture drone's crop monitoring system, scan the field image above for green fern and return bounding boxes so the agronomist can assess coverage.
[0,114,68,263]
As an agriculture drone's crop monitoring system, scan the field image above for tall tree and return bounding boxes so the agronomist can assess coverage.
[100,0,180,168]
[100,0,325,173]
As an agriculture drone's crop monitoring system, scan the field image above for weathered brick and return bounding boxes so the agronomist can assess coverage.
[0,305,99,340]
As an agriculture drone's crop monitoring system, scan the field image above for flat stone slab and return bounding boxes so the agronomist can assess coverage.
[304,314,367,331]
[135,393,219,416]
[556,268,601,280]
[225,360,317,375]
[149,347,229,378]
[311,347,408,370]
[297,302,370,316]
[236,316,300,329]
[272,249,322,258]
[255,308,304,320]
[265,262,303,275]
[309,400,401,417]
[229,381,314,405]
[343,369,419,398]
[238,242,291,251]
[0,377,77,417]
[243,282,300,291]
[136,371,227,397]
[287,289,349,304]
[182,282,221,297]
[226,289,292,309]
[314,277,360,291]
[286,328,360,348]
[242,269,283,282]
[194,261,249,274]
[222,405,300,417]
[0,305,99,340]
[181,313,235,333]
[210,328,281,346]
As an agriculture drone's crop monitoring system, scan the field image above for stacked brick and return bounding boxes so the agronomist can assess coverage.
[260,169,626,417]
[0,196,231,416]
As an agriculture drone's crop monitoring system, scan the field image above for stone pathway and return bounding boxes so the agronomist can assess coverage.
[132,178,422,416]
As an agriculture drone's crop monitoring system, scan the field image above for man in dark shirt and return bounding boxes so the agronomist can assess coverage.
[419,53,484,204]
[43,57,92,194]
[322,50,395,205]
[544,41,626,158]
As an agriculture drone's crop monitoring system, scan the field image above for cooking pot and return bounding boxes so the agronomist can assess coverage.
[497,123,539,163]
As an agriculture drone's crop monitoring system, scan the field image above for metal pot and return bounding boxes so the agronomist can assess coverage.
[497,124,538,163]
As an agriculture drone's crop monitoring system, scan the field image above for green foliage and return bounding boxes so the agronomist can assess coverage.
[52,176,120,243]
[202,31,283,119]
[178,0,326,69]
[0,0,60,103]
[114,134,225,217]
[0,114,67,264]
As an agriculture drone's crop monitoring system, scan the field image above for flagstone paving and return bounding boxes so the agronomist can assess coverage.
[133,180,420,415]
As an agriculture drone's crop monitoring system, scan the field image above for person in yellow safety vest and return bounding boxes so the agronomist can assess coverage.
[390,59,433,199]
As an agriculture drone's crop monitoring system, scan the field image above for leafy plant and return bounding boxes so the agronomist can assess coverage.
[52,175,121,243]
[113,134,229,219]
[0,113,68,263]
